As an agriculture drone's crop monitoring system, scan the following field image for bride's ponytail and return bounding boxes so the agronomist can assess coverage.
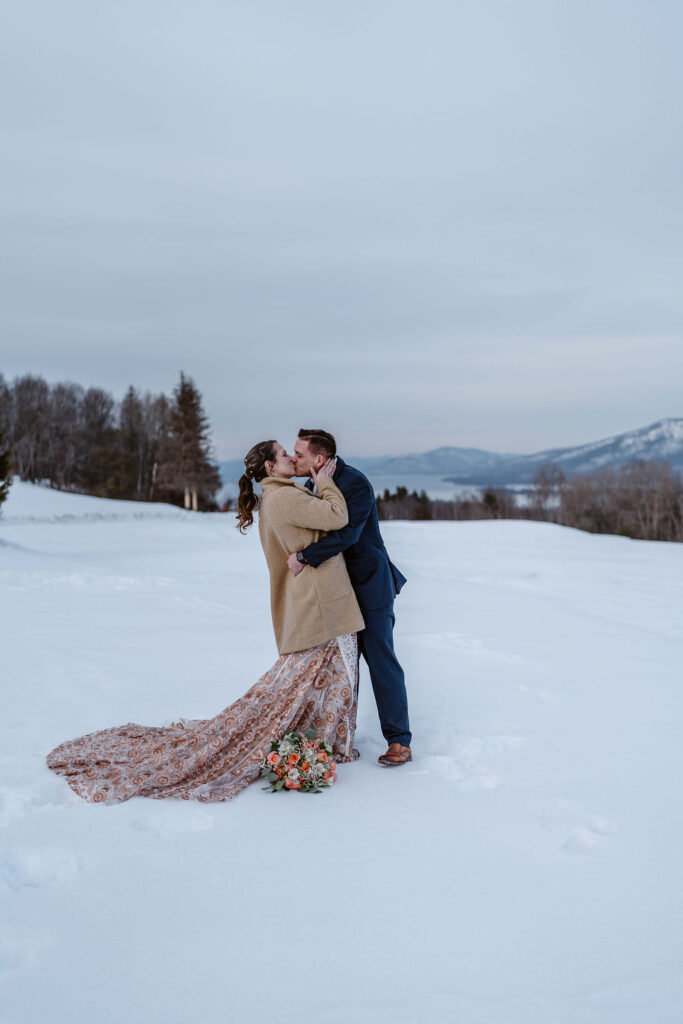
[236,473,257,533]
[236,440,277,533]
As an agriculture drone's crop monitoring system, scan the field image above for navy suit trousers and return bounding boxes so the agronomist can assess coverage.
[358,606,411,748]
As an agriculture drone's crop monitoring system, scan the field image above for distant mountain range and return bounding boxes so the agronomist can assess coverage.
[217,418,683,495]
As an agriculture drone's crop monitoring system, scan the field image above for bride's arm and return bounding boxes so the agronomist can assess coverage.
[280,478,349,532]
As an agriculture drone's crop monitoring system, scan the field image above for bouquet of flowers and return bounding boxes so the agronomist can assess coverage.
[261,729,337,793]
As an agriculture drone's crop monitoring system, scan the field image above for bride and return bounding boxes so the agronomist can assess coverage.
[46,441,364,803]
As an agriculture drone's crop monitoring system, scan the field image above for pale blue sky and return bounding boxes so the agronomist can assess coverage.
[1,0,681,458]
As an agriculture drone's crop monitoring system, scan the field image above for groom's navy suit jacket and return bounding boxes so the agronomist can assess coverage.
[301,457,406,613]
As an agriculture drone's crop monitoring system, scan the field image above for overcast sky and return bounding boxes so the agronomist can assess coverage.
[1,0,681,458]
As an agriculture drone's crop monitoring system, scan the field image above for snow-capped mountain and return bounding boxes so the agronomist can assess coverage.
[349,446,516,477]
[217,419,683,495]
[449,418,683,485]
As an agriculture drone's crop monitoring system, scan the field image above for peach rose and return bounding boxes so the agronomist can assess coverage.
[284,778,294,789]
[267,751,281,766]
[287,754,300,766]
[317,751,328,762]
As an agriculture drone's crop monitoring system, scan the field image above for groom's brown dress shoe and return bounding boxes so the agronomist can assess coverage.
[378,743,412,767]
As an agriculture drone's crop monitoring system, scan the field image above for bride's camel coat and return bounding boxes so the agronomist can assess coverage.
[259,475,365,654]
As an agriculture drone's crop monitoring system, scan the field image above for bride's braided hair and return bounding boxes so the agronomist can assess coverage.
[236,440,278,533]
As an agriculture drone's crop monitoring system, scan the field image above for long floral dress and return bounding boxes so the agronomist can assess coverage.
[46,634,358,804]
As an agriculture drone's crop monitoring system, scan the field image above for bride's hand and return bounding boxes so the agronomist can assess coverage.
[311,458,336,485]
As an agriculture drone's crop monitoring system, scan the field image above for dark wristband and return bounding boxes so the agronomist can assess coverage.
[296,551,307,565]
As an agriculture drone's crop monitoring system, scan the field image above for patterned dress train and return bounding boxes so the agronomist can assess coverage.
[46,634,358,804]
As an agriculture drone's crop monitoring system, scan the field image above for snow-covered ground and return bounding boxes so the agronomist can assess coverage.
[1,481,682,1024]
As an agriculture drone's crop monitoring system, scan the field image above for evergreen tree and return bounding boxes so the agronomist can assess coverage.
[77,387,118,496]
[157,372,220,510]
[117,385,145,499]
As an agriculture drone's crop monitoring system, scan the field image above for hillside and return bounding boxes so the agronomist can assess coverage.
[217,418,683,499]
[1,481,682,1022]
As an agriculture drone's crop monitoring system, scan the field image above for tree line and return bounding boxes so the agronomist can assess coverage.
[376,460,683,542]
[0,371,221,511]
[3,382,681,542]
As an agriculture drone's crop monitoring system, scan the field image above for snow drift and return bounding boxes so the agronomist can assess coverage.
[1,481,682,1024]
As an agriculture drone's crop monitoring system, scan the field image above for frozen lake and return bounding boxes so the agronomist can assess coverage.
[220,471,532,505]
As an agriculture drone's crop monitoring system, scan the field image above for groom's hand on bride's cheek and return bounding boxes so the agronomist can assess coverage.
[287,552,305,576]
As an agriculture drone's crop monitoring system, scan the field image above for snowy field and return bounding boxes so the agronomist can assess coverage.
[1,481,683,1024]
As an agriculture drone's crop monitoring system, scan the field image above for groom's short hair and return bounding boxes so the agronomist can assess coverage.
[297,428,337,459]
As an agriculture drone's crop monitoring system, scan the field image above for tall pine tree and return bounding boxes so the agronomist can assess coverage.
[157,373,220,510]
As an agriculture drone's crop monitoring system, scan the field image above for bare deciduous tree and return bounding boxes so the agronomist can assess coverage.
[557,460,683,541]
[10,375,50,481]
[48,382,83,490]
[531,464,566,519]
[1,372,221,509]
[377,461,683,543]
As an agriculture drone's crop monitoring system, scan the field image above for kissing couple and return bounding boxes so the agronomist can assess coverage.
[47,429,412,803]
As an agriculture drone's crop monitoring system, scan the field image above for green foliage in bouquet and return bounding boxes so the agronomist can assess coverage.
[261,729,338,794]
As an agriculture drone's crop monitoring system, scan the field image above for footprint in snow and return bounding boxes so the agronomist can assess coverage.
[0,848,81,892]
[0,782,74,830]
[538,798,579,829]
[563,827,603,854]
[410,755,504,791]
[412,755,465,783]
[587,815,614,836]
[411,734,525,792]
[130,809,214,838]
[539,799,614,853]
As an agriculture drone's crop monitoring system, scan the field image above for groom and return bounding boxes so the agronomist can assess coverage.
[287,429,412,766]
